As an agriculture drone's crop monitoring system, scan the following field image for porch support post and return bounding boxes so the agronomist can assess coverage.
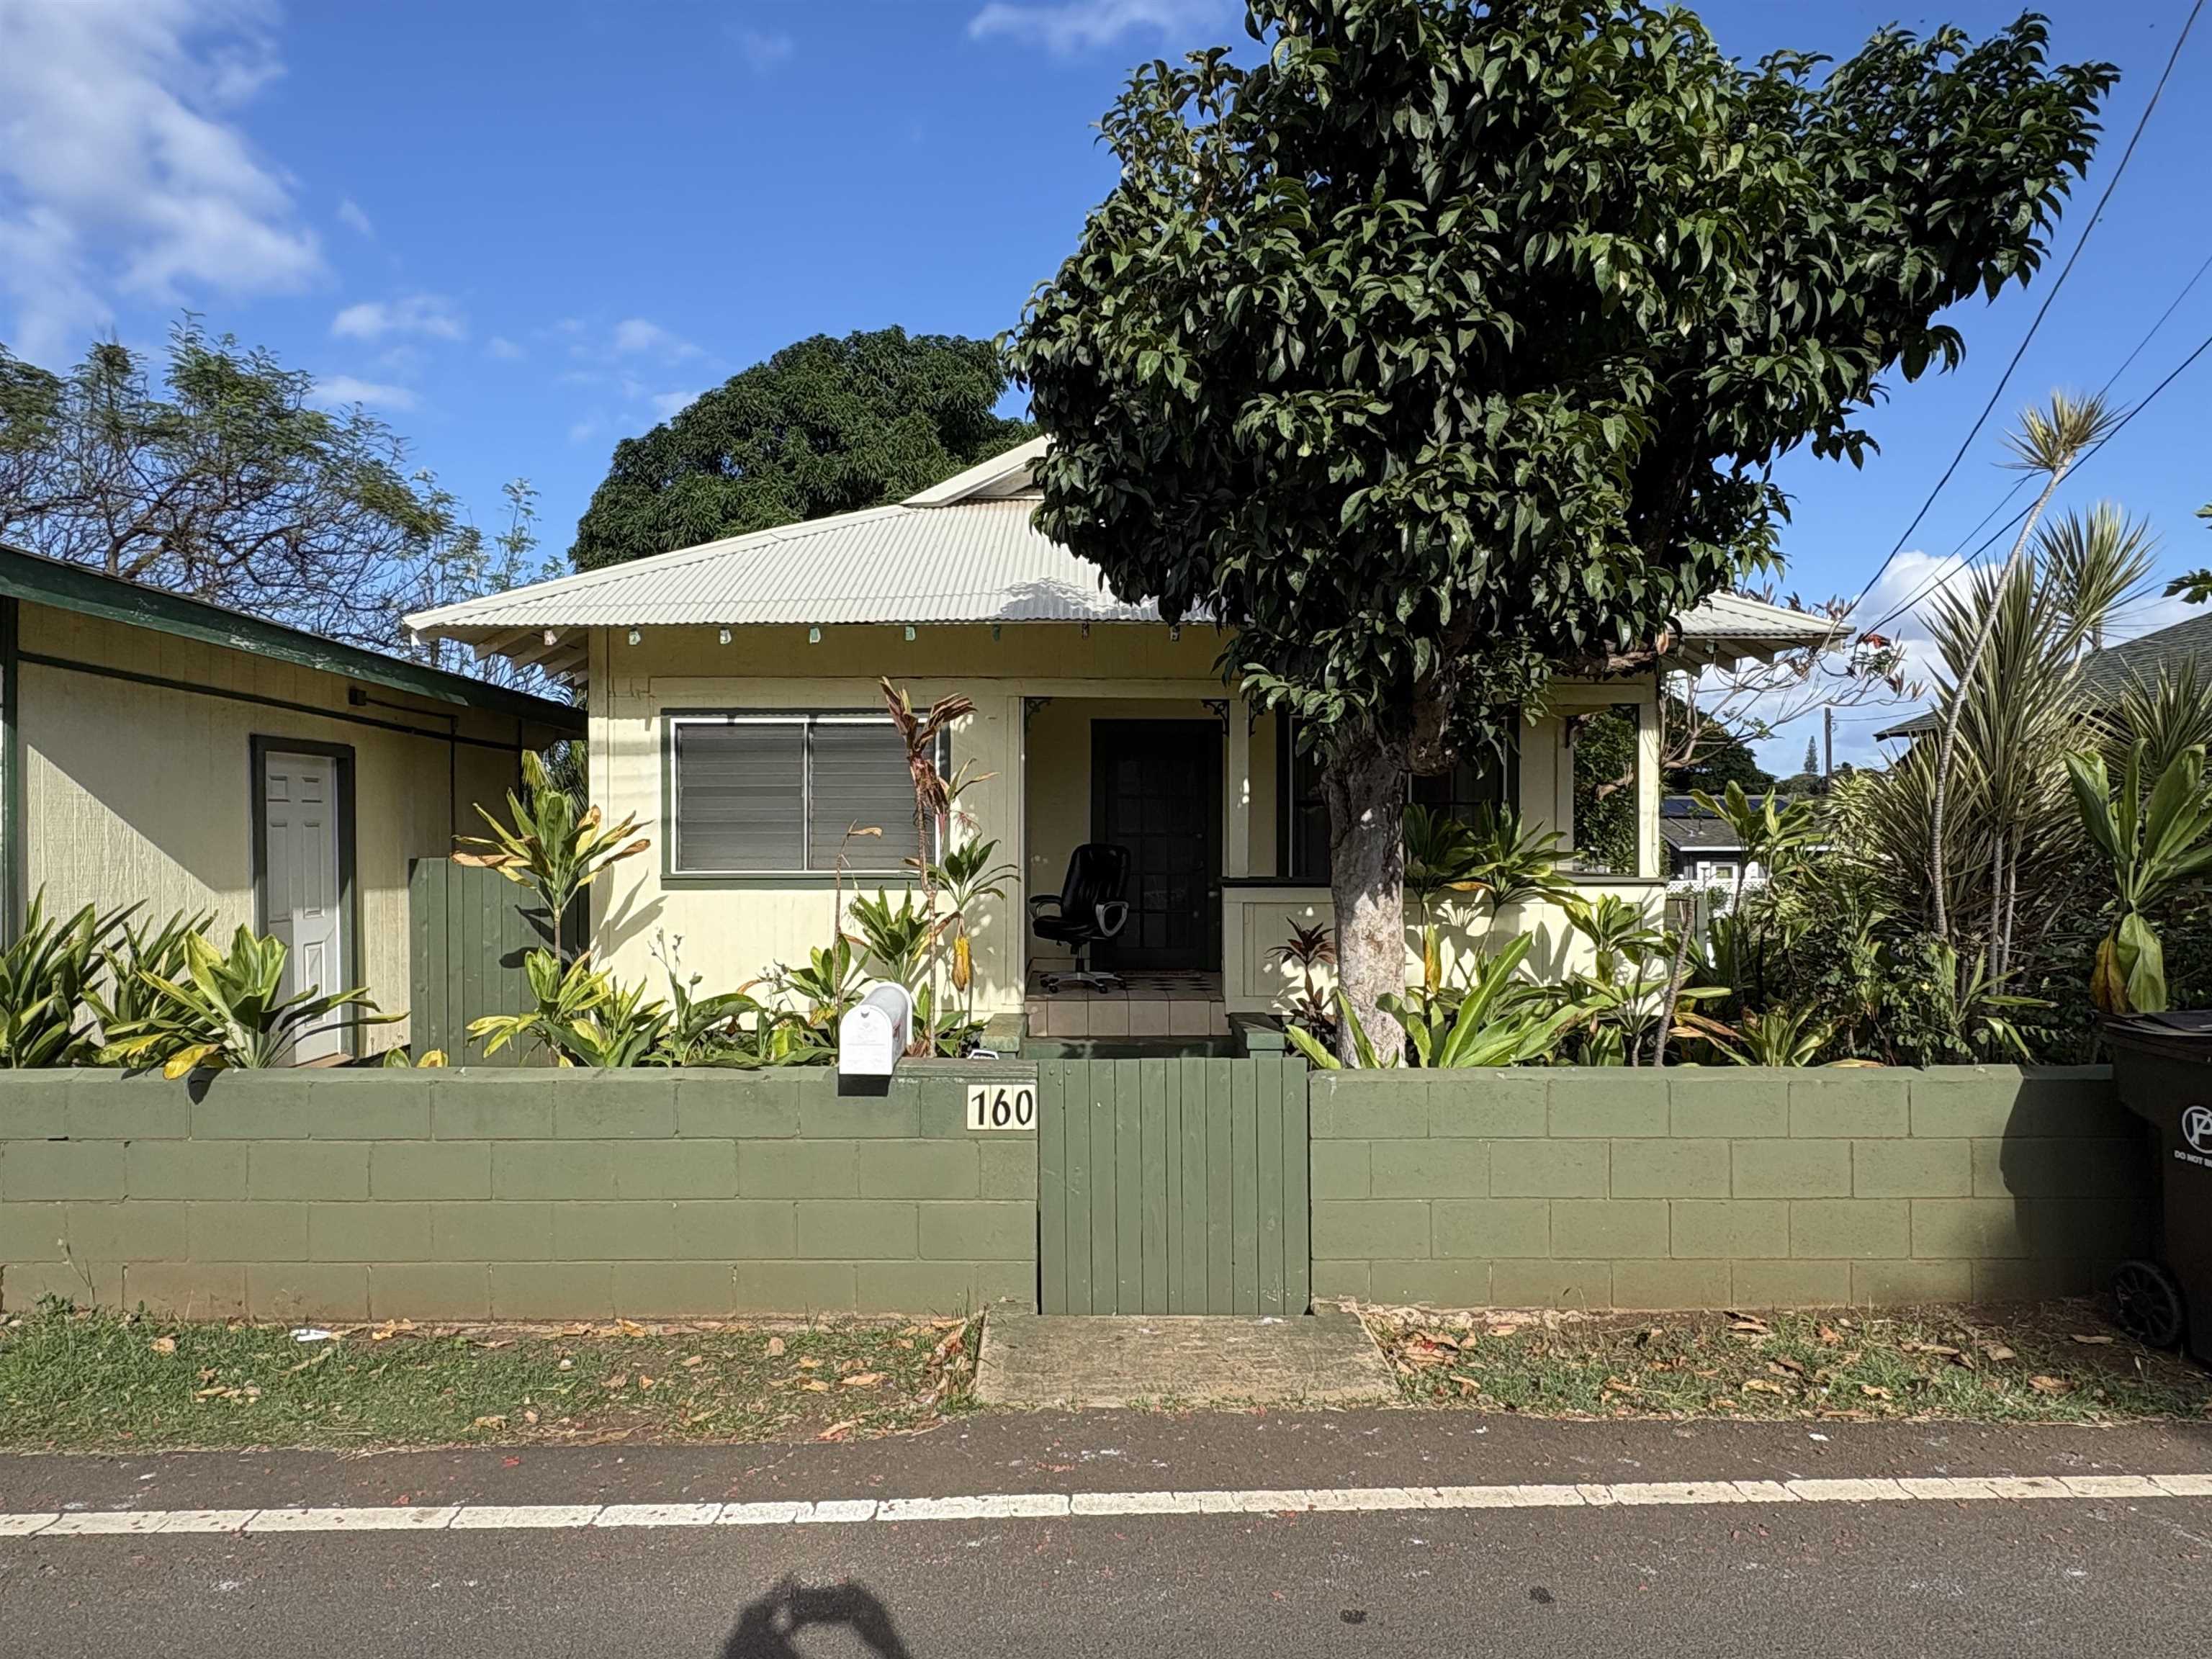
[1223,704,1251,879]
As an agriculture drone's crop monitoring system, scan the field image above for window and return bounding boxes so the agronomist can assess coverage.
[1565,701,1642,876]
[667,711,935,874]
[1280,715,1512,884]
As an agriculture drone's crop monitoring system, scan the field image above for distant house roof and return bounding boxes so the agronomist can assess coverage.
[1660,793,1750,853]
[407,439,1847,682]
[0,542,582,734]
[1874,608,2212,742]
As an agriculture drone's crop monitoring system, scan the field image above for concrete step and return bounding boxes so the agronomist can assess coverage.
[974,1304,1394,1408]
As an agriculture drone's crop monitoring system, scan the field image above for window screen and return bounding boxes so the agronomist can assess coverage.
[669,712,934,874]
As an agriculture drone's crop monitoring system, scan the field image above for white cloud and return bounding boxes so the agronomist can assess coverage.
[485,334,524,361]
[734,29,794,73]
[331,292,466,342]
[968,0,1232,54]
[650,388,701,421]
[336,196,373,238]
[610,316,697,359]
[0,0,322,364]
[309,374,417,413]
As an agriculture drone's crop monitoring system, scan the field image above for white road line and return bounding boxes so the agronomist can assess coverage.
[4,1473,2207,1539]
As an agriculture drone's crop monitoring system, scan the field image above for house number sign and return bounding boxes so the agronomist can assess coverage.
[966,1084,1037,1132]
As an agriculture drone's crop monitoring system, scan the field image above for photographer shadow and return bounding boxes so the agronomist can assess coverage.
[721,1578,912,1659]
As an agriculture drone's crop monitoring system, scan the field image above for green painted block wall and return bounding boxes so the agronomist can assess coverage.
[0,1064,1039,1322]
[1308,1066,2149,1310]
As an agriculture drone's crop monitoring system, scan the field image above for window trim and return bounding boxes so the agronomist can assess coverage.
[660,706,940,884]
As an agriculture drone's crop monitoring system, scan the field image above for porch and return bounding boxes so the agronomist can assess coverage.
[1022,968,1231,1040]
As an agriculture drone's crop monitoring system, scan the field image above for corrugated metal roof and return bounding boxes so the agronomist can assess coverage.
[406,443,1843,670]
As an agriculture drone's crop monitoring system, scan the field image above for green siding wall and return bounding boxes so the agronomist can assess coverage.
[1310,1066,2149,1310]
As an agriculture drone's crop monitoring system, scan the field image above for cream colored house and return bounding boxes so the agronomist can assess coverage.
[408,441,1830,1042]
[0,544,581,1058]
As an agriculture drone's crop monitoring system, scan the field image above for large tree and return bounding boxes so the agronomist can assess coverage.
[1008,0,2111,1058]
[569,327,1035,570]
[0,320,513,652]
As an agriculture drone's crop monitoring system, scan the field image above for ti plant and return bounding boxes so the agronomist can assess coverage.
[107,927,398,1075]
[469,949,671,1068]
[1267,922,1336,1043]
[932,837,1017,1030]
[86,907,214,1053]
[0,894,132,1068]
[2065,742,2212,1015]
[1674,1003,1838,1067]
[1285,936,1583,1070]
[454,750,649,961]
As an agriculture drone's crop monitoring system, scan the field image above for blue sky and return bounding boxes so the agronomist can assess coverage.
[2,0,2208,767]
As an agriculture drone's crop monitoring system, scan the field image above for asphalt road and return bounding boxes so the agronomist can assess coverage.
[5,1413,2211,1658]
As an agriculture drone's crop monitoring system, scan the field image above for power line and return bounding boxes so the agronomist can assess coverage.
[1832,0,2204,629]
[1856,321,2212,639]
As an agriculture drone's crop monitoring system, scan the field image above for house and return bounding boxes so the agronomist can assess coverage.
[407,439,1835,1041]
[1874,607,2212,742]
[1660,794,1765,888]
[0,543,582,1058]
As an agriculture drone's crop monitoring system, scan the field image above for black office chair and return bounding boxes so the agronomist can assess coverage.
[1030,842,1132,993]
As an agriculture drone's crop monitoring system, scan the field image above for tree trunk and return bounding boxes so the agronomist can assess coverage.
[1322,738,1408,1066]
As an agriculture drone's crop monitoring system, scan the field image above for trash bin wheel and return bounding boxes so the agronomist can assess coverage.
[2110,1259,2185,1349]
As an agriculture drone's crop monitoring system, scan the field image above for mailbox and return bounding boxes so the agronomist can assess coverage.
[837,981,913,1079]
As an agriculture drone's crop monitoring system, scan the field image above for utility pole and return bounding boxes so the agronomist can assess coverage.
[1823,706,1834,778]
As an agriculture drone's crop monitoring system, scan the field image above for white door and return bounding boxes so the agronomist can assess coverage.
[262,750,346,1062]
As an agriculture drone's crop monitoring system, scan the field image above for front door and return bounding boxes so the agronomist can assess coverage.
[1090,719,1220,971]
[260,747,348,1061]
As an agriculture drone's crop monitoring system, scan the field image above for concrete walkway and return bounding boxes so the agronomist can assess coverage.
[974,1304,1395,1407]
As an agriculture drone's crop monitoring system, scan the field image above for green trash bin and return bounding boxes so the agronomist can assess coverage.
[2100,1012,2212,1364]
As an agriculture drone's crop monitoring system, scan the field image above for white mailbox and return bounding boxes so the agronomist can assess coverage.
[837,981,913,1079]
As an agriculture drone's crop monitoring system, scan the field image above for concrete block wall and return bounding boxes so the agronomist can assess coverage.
[0,1066,1038,1321]
[1310,1066,2151,1310]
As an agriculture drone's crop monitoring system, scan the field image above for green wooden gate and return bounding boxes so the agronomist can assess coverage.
[1037,1056,1309,1315]
[408,858,586,1065]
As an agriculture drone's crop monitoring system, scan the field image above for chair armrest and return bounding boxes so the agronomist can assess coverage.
[1094,900,1130,938]
[1028,895,1064,920]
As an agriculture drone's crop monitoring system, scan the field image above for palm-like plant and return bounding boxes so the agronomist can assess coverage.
[0,895,131,1068]
[107,927,397,1076]
[2066,742,2212,1015]
[453,750,649,961]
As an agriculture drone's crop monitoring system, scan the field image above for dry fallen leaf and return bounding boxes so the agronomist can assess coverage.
[2069,1334,2115,1346]
[795,1357,820,1371]
[1743,1378,1786,1395]
[680,1355,705,1369]
[1983,1344,2016,1362]
[1858,1384,1893,1401]
[473,1415,507,1430]
[801,1379,831,1393]
[148,1336,176,1356]
[817,1419,859,1442]
[842,1372,884,1389]
[2029,1375,2074,1395]
[766,1336,786,1358]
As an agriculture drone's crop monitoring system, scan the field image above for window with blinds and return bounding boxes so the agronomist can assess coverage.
[669,712,932,874]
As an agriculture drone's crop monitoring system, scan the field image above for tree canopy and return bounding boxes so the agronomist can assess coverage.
[1008,0,2112,1053]
[0,320,530,653]
[569,327,1035,570]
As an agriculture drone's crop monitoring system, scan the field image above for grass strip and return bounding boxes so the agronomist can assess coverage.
[1364,1300,2212,1424]
[0,1303,976,1452]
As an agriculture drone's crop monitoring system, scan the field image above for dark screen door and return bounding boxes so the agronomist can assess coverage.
[1090,719,1221,971]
